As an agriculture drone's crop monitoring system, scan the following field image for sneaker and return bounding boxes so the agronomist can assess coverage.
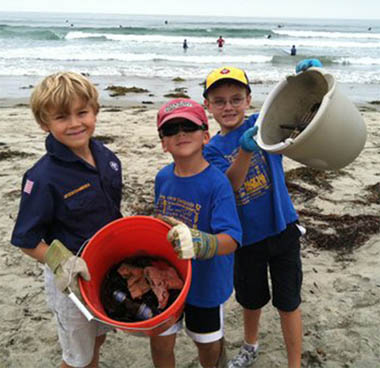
[227,344,259,368]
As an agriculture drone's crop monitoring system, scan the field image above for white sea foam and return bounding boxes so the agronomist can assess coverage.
[274,29,380,40]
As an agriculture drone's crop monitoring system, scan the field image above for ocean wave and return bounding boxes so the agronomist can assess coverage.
[62,31,380,49]
[0,25,63,40]
[274,29,380,40]
[2,62,380,85]
[333,56,380,65]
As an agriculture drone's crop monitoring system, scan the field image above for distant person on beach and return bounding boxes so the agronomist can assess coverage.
[217,35,225,50]
[183,39,189,51]
[202,65,318,368]
[10,72,123,368]
[291,45,297,56]
[150,98,242,368]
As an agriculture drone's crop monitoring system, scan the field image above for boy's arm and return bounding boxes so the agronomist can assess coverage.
[215,233,238,255]
[21,240,90,294]
[226,149,253,191]
[21,241,49,263]
[226,126,260,191]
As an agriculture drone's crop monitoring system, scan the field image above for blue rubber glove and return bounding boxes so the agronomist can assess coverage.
[295,59,323,73]
[239,126,259,153]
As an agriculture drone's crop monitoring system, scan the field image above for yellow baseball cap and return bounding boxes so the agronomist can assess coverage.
[203,66,251,97]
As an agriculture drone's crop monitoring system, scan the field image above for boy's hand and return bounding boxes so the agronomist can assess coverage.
[295,58,323,73]
[239,126,259,153]
[158,216,219,260]
[44,239,90,294]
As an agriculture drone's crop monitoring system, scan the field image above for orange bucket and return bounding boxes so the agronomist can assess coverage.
[79,215,191,336]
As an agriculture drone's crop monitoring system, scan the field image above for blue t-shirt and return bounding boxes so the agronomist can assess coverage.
[11,134,122,253]
[155,163,242,308]
[203,113,298,245]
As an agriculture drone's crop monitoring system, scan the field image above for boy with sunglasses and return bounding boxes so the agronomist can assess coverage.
[203,66,308,368]
[150,98,242,368]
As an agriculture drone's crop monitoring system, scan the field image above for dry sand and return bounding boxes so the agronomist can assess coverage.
[0,100,379,367]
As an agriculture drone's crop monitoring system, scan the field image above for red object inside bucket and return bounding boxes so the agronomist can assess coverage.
[79,216,191,336]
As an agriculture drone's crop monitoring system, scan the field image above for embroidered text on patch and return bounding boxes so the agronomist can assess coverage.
[23,179,34,194]
[64,183,91,199]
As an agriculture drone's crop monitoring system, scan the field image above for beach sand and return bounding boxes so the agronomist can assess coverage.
[0,96,379,367]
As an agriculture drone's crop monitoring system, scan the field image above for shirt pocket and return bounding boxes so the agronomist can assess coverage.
[64,189,103,216]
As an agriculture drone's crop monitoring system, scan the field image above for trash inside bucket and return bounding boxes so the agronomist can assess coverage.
[256,68,367,170]
[79,216,191,336]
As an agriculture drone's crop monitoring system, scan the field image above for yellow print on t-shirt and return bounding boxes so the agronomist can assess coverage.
[234,151,272,206]
[157,195,201,228]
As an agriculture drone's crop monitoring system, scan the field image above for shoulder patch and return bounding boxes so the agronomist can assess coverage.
[23,179,34,194]
[109,161,119,171]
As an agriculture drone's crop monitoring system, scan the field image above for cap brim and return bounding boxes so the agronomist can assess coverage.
[158,112,205,129]
[203,76,251,97]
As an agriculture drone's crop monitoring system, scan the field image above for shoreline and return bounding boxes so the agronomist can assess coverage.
[1,75,380,110]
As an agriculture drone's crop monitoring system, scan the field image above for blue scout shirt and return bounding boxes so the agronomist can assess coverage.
[155,163,242,308]
[11,134,122,253]
[203,113,298,245]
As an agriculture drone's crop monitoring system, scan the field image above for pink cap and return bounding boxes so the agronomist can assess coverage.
[157,98,208,130]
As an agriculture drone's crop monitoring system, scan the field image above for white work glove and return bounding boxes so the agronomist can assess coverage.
[44,239,90,294]
[158,216,219,260]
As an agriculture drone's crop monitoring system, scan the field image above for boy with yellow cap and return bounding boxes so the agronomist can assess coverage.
[203,66,307,368]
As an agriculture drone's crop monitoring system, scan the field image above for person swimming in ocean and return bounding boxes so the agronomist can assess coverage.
[183,39,189,51]
[290,45,297,56]
[217,36,225,50]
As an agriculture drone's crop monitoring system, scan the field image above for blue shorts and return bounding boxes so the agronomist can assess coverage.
[234,222,303,312]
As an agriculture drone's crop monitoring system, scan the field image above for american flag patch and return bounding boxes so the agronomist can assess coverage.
[23,179,34,194]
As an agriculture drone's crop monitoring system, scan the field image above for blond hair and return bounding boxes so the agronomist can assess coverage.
[30,72,99,127]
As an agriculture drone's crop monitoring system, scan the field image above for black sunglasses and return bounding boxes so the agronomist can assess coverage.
[160,121,206,137]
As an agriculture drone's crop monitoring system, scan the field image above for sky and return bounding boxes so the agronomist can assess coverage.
[1,0,380,20]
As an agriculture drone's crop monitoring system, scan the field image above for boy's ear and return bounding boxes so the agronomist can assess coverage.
[41,124,50,133]
[161,138,169,152]
[203,131,210,145]
[246,93,252,106]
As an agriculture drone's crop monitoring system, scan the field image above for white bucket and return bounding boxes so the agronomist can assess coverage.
[256,68,367,170]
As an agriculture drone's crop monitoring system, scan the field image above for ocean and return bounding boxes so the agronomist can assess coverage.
[0,11,379,104]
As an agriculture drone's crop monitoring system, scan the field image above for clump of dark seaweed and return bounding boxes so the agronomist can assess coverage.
[299,210,380,255]
[94,135,115,144]
[0,150,35,161]
[164,87,189,99]
[285,167,346,191]
[105,85,148,97]
[286,182,318,202]
[365,182,380,204]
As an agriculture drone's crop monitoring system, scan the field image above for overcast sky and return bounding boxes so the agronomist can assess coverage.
[1,0,380,20]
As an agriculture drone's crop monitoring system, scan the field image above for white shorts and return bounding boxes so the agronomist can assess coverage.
[44,266,111,367]
[160,303,224,343]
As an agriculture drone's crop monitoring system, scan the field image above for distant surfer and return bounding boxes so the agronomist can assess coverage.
[183,39,188,51]
[290,45,297,56]
[267,34,272,39]
[217,35,225,50]
[368,27,372,31]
